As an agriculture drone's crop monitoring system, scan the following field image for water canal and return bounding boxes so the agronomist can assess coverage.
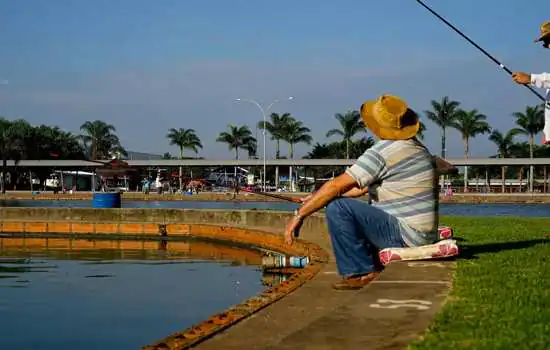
[1,199,550,217]
[0,237,274,350]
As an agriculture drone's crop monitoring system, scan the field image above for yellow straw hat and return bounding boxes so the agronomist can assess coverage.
[360,94,419,140]
[534,20,550,42]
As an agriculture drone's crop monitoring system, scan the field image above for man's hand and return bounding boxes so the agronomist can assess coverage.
[512,72,531,85]
[284,215,303,245]
[284,173,359,245]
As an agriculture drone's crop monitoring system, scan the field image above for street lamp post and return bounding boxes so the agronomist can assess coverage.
[0,80,7,193]
[235,97,293,192]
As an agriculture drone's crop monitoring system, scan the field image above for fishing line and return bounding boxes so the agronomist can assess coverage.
[415,0,546,102]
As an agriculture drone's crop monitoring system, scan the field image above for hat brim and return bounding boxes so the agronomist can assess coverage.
[534,31,550,42]
[361,100,420,140]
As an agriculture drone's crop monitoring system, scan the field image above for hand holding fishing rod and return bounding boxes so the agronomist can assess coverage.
[415,0,546,102]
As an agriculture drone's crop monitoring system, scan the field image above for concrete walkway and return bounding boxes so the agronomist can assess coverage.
[194,259,454,350]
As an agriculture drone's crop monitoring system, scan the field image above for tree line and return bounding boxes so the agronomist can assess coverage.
[0,119,124,192]
[165,95,547,162]
[1,95,548,186]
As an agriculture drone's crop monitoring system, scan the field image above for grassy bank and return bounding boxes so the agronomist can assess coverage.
[410,217,550,349]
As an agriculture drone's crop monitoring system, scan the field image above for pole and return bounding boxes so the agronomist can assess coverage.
[262,108,267,192]
[415,0,545,102]
[234,97,294,192]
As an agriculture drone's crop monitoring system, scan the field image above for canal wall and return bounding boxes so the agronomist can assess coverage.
[0,207,333,255]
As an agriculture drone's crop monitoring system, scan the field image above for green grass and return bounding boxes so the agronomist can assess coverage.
[409,216,550,350]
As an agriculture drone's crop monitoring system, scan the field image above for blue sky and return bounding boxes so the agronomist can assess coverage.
[0,0,548,159]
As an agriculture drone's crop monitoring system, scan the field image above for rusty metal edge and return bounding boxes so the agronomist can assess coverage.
[0,219,329,350]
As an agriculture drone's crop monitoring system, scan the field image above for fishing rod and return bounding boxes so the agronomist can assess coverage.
[415,0,546,102]
[241,188,303,203]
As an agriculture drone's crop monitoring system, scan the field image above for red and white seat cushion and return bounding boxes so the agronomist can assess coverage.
[378,226,459,265]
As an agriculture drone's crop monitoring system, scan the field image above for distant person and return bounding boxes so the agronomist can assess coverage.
[284,95,441,290]
[512,20,550,143]
[232,179,240,200]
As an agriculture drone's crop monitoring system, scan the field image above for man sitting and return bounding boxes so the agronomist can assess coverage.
[284,94,439,290]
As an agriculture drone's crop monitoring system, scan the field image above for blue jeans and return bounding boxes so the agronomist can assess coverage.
[325,197,406,277]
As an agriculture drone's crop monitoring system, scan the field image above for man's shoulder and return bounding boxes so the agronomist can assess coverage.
[367,140,395,153]
[368,139,429,155]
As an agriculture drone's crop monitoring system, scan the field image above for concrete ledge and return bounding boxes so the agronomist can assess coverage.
[0,207,333,254]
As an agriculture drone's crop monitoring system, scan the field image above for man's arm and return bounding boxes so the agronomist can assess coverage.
[342,186,369,198]
[295,172,360,218]
[296,147,384,218]
[531,73,550,90]
[512,72,550,89]
[299,180,368,205]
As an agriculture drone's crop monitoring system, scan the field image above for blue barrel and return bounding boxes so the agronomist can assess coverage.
[92,192,121,208]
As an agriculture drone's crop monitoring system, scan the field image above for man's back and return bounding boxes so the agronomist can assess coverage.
[347,138,438,246]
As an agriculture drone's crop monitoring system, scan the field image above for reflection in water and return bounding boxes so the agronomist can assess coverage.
[261,271,290,287]
[0,237,288,350]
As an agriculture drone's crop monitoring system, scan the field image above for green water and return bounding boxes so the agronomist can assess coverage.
[0,238,268,349]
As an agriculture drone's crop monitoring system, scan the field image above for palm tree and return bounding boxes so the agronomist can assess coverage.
[424,96,462,158]
[216,124,256,160]
[349,137,376,158]
[305,143,332,159]
[166,128,202,158]
[489,129,519,193]
[511,105,544,192]
[166,128,203,190]
[258,113,292,159]
[325,110,365,159]
[244,138,258,159]
[280,118,312,192]
[417,121,427,140]
[450,108,491,192]
[282,118,313,159]
[511,105,544,159]
[451,109,491,157]
[79,120,123,160]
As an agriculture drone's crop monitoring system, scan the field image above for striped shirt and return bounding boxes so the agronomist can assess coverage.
[345,138,438,247]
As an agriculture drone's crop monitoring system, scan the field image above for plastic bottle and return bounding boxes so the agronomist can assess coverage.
[261,255,309,269]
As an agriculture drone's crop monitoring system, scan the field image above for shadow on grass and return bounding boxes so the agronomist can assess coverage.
[458,238,549,260]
